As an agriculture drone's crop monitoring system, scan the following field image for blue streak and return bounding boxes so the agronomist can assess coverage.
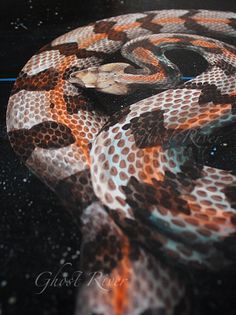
[0,76,194,83]
[182,76,194,80]
[0,78,17,82]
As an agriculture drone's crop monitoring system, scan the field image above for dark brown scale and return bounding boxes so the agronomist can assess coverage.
[76,48,109,59]
[137,13,162,33]
[81,228,123,273]
[11,68,59,95]
[94,20,127,42]
[229,18,236,31]
[223,185,236,210]
[215,233,236,261]
[184,82,236,107]
[56,168,97,211]
[62,66,80,80]
[213,59,236,75]
[63,94,89,114]
[127,110,168,149]
[39,42,79,56]
[102,105,131,132]
[94,21,116,33]
[139,308,166,315]
[181,9,223,38]
[122,176,191,218]
[39,41,109,59]
[8,121,75,161]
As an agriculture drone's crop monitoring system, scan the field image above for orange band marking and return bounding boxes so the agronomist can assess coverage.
[191,39,220,49]
[150,37,181,45]
[79,33,107,49]
[153,17,229,25]
[112,239,130,315]
[113,21,141,32]
[50,55,91,165]
[133,47,161,66]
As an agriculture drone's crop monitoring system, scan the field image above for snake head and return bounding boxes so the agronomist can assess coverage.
[69,63,132,95]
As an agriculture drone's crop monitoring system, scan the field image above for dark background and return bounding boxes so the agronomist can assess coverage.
[0,1,236,315]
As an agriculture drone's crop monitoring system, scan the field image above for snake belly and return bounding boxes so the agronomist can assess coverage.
[6,9,236,315]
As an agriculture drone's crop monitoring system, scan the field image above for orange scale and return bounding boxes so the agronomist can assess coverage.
[204,223,219,232]
[222,211,235,218]
[153,159,160,168]
[52,114,59,121]
[143,154,151,163]
[212,216,226,224]
[138,171,147,180]
[194,212,210,220]
[145,165,154,174]
[78,119,84,126]
[201,200,213,207]
[78,131,86,137]
[168,123,178,129]
[83,126,89,132]
[185,217,200,226]
[189,203,201,212]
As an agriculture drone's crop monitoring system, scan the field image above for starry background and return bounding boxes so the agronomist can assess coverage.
[0,1,236,315]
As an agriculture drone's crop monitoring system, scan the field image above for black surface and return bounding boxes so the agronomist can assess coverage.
[1,1,236,315]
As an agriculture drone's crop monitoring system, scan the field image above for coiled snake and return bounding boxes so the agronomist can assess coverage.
[6,9,236,315]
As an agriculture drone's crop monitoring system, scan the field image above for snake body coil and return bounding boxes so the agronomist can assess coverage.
[7,9,236,315]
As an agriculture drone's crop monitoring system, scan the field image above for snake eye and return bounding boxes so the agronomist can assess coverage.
[194,124,236,171]
[164,48,208,78]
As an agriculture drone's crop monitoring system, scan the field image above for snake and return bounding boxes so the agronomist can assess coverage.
[6,9,236,315]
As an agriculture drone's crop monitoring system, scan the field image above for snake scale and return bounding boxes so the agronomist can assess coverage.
[6,9,236,315]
